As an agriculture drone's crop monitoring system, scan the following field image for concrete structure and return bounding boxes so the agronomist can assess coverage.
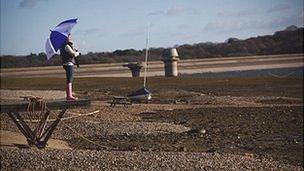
[123,62,143,77]
[162,48,180,77]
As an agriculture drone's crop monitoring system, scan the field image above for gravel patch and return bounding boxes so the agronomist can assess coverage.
[0,111,190,140]
[52,121,190,140]
[84,122,191,135]
[0,89,65,101]
[1,147,302,170]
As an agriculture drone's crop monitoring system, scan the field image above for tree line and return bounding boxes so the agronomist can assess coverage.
[1,26,303,68]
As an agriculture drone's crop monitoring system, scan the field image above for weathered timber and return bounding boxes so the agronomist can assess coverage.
[0,99,90,113]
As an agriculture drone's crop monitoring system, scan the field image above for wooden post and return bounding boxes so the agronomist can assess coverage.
[7,111,34,145]
[39,108,67,148]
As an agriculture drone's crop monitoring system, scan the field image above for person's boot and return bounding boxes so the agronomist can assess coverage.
[66,83,78,100]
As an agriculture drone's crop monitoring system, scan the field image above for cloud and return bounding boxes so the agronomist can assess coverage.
[19,0,38,8]
[204,13,303,34]
[217,10,254,18]
[203,19,267,33]
[166,5,185,16]
[119,30,144,38]
[148,10,164,16]
[217,11,233,17]
[186,8,203,15]
[204,20,245,33]
[148,6,201,16]
[268,13,304,28]
[75,28,102,36]
[267,4,291,13]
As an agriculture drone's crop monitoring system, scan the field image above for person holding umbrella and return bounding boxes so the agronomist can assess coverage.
[60,33,80,100]
[45,18,80,100]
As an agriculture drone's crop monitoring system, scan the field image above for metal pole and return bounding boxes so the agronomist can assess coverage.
[143,23,150,87]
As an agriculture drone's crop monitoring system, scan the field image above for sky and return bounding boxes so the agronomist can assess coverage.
[0,0,303,56]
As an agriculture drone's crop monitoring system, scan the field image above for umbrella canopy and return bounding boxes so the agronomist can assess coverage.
[45,18,78,60]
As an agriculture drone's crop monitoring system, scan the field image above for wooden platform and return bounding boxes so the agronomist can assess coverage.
[0,99,90,113]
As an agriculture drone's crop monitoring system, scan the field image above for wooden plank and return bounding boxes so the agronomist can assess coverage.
[0,99,90,113]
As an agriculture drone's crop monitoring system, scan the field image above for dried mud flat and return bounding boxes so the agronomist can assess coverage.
[1,76,303,170]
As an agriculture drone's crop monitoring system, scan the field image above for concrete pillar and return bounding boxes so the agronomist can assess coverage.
[123,62,143,77]
[162,48,180,77]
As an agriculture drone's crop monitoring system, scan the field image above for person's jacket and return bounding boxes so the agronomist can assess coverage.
[60,42,80,65]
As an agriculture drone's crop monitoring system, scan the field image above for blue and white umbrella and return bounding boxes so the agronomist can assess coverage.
[45,18,78,60]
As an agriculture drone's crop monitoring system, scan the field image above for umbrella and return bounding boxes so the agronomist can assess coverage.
[45,18,78,60]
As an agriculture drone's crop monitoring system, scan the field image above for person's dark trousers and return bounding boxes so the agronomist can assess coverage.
[63,65,77,100]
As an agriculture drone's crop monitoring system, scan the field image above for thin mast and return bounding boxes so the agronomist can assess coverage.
[143,23,150,87]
